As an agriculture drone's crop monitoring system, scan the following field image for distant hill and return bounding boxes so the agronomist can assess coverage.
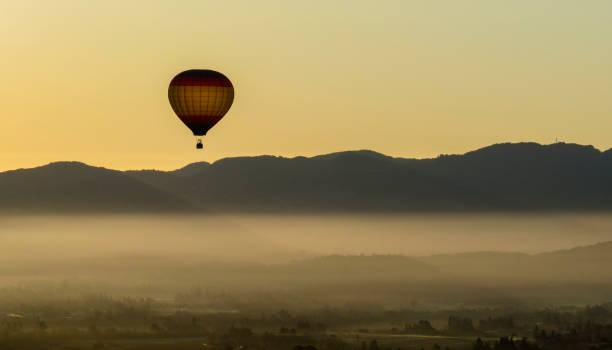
[2,142,612,213]
[0,162,194,213]
[13,242,612,306]
[285,241,612,285]
[420,241,612,283]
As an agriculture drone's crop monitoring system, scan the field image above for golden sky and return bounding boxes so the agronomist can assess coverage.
[1,1,611,171]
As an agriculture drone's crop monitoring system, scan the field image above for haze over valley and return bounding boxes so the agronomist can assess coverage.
[3,1,612,348]
[3,142,612,308]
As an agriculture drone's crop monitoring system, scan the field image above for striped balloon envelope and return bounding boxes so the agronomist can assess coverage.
[168,69,234,148]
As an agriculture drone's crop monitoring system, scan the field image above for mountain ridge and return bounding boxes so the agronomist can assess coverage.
[2,142,612,213]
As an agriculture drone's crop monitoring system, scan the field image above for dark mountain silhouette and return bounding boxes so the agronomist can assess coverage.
[2,142,612,213]
[421,142,612,209]
[0,162,195,213]
[171,161,211,177]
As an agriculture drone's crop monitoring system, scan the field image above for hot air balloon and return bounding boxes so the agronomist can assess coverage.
[168,69,234,149]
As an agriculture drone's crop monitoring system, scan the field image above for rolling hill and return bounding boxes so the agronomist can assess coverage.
[2,142,612,213]
[420,241,612,283]
[0,161,195,213]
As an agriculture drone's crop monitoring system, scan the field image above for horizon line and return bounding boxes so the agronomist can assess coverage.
[1,141,608,173]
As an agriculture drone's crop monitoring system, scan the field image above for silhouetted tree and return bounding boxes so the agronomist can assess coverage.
[473,337,489,350]
[494,337,515,350]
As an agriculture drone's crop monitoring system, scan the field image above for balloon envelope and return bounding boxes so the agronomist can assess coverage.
[168,69,234,136]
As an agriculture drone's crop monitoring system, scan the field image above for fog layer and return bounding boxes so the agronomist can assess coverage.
[2,213,612,307]
[2,214,611,264]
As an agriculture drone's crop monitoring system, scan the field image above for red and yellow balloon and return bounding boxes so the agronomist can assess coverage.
[168,69,234,149]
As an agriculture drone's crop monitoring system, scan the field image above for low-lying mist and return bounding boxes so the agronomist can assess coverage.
[3,213,612,260]
[1,213,612,308]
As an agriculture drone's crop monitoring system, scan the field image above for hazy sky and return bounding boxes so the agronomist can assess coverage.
[1,1,611,171]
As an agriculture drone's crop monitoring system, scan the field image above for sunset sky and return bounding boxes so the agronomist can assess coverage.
[1,1,611,171]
